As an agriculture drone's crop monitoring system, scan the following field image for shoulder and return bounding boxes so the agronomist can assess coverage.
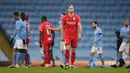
[98,28,102,33]
[74,14,80,18]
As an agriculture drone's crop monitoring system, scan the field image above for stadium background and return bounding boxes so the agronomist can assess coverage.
[0,0,130,64]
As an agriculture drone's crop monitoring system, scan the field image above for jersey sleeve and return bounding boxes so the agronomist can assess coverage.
[39,24,44,32]
[77,15,81,25]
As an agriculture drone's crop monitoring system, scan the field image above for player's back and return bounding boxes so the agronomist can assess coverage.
[15,19,27,40]
[39,22,53,44]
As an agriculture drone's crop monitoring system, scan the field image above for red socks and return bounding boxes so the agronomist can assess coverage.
[44,53,50,65]
[65,50,70,64]
[71,52,76,65]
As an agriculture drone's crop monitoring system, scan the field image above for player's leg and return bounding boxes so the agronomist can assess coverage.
[8,40,18,68]
[115,43,128,66]
[16,40,26,68]
[8,49,17,68]
[25,50,31,67]
[60,41,66,66]
[89,47,96,66]
[49,47,55,67]
[70,38,78,66]
[43,43,51,68]
[98,48,104,67]
[64,38,71,65]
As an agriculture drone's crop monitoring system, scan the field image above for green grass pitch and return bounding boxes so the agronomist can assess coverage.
[0,67,130,73]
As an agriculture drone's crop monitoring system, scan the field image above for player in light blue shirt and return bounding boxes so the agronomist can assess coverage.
[47,13,66,68]
[86,21,104,68]
[15,12,28,68]
[111,19,130,68]
[8,12,20,68]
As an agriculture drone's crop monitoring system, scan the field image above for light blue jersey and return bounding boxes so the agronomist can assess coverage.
[13,19,28,40]
[93,28,103,48]
[120,26,130,43]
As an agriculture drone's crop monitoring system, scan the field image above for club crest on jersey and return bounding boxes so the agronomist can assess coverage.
[73,17,75,20]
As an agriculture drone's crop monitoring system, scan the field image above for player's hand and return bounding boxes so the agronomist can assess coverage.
[46,26,51,30]
[60,36,64,41]
[9,38,14,44]
[23,39,26,45]
[39,41,42,48]
[128,35,130,38]
[52,41,54,46]
[120,34,124,37]
[126,40,130,44]
[128,53,130,57]
[78,34,82,40]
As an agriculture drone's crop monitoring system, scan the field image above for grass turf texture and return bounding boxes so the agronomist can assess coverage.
[0,67,130,73]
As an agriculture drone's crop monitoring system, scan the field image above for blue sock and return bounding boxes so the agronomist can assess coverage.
[16,52,20,64]
[20,53,25,64]
[13,52,17,65]
[116,55,122,65]
[99,56,104,66]
[89,56,94,65]
[61,51,66,65]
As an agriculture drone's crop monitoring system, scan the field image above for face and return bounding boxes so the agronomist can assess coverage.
[68,5,74,13]
[92,22,96,29]
[13,15,17,20]
[60,14,65,20]
[124,20,129,26]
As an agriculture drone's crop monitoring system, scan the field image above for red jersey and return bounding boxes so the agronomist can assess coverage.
[39,22,53,44]
[62,13,81,38]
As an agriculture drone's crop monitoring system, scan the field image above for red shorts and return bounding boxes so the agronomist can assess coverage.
[64,37,78,48]
[42,43,52,51]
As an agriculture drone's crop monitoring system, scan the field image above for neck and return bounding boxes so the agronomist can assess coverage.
[95,26,99,30]
[68,12,74,16]
[125,25,128,27]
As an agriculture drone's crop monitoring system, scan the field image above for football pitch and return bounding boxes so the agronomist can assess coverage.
[0,67,130,73]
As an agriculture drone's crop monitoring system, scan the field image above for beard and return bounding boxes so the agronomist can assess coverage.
[93,27,96,29]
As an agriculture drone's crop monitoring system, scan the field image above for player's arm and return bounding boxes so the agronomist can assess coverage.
[120,28,125,38]
[93,30,102,44]
[47,26,61,31]
[61,16,66,41]
[52,30,55,46]
[78,23,82,40]
[78,16,82,40]
[61,25,64,41]
[39,25,43,47]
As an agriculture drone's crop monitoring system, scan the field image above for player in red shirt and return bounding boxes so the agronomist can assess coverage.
[39,16,54,68]
[61,4,82,68]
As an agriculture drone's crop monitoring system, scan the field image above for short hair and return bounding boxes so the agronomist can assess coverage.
[61,12,66,15]
[92,21,98,26]
[20,12,27,20]
[67,4,73,9]
[13,12,19,16]
[42,16,47,22]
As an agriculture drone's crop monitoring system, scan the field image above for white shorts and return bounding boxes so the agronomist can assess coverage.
[91,46,103,54]
[60,41,66,51]
[13,40,26,49]
[119,43,129,52]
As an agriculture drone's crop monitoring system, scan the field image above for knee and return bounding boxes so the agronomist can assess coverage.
[90,53,94,56]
